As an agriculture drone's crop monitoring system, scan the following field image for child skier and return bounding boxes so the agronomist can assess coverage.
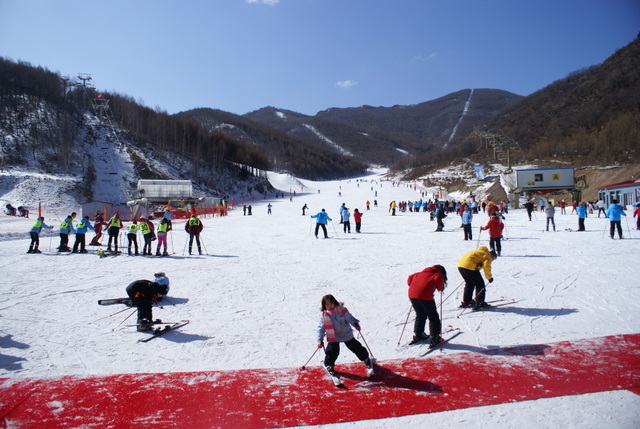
[156,217,171,256]
[407,265,447,347]
[480,213,505,255]
[28,216,53,253]
[316,294,373,376]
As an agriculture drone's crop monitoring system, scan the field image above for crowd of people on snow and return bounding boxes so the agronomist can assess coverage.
[24,208,208,256]
[313,190,638,375]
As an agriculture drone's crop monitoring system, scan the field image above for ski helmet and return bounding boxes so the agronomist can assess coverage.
[155,276,170,295]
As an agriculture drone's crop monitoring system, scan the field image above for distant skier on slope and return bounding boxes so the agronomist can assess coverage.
[125,273,170,331]
[407,265,447,347]
[316,294,373,377]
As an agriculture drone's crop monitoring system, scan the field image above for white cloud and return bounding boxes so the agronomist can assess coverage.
[413,52,437,62]
[246,0,280,5]
[336,79,358,88]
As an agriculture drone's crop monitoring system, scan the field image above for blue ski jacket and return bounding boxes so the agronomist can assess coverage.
[606,204,626,221]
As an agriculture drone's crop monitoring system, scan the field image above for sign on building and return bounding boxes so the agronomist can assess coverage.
[515,167,574,190]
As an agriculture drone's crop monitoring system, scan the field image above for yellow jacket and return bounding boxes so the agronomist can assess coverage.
[457,246,493,280]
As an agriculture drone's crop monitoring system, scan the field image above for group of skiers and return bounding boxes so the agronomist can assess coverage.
[26,210,206,255]
[318,245,497,375]
[310,204,366,238]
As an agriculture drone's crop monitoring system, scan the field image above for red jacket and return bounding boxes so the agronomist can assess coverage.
[481,216,504,238]
[407,267,445,301]
[353,211,363,222]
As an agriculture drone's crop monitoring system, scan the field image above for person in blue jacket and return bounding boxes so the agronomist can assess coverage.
[72,215,95,253]
[606,199,627,239]
[311,209,332,239]
[28,216,53,253]
[461,203,473,240]
[576,202,587,231]
[57,212,76,252]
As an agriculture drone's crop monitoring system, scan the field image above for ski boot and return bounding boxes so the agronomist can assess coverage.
[429,336,443,349]
[137,319,152,332]
[409,332,430,345]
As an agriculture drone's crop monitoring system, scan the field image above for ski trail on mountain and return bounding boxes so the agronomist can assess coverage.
[445,89,474,147]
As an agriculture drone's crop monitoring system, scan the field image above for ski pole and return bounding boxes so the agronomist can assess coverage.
[200,237,209,255]
[330,221,339,238]
[92,305,133,323]
[476,227,482,248]
[624,216,631,238]
[440,281,463,309]
[358,330,375,360]
[602,220,608,238]
[458,286,487,317]
[161,296,176,306]
[181,237,188,256]
[439,290,444,352]
[301,346,321,369]
[112,308,137,331]
[397,305,413,346]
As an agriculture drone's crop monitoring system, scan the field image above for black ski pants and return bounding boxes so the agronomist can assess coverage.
[127,233,139,253]
[610,220,623,238]
[489,237,502,255]
[72,233,86,252]
[29,232,40,251]
[463,224,472,240]
[324,338,369,367]
[189,234,201,253]
[459,267,487,305]
[107,227,120,251]
[410,298,441,338]
[126,288,153,322]
[59,233,69,250]
[315,223,328,238]
[546,217,556,231]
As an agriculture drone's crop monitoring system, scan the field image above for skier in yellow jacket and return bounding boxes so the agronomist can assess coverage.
[457,246,497,309]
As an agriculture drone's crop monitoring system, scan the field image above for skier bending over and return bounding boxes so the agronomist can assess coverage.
[125,274,170,331]
[457,246,497,310]
[407,265,447,347]
[316,294,373,376]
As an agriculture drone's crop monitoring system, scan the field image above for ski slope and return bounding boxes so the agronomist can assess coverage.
[0,170,638,428]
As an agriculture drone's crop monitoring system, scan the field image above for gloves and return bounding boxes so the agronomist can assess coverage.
[317,340,323,348]
[488,278,494,284]
[354,323,361,331]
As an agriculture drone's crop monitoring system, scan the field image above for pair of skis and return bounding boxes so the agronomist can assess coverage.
[137,320,190,343]
[324,361,375,387]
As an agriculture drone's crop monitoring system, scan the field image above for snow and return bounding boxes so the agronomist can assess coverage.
[1,169,639,428]
[447,89,474,145]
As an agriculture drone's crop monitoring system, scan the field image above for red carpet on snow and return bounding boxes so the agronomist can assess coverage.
[1,334,639,428]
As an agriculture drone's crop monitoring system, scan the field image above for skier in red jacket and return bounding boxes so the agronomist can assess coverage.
[407,265,447,347]
[481,213,505,256]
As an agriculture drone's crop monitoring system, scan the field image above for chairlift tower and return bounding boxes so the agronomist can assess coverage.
[474,128,527,173]
[75,73,93,111]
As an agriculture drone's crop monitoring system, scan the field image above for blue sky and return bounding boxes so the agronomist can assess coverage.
[1,0,638,116]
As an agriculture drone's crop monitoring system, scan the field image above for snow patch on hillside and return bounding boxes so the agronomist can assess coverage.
[302,124,353,157]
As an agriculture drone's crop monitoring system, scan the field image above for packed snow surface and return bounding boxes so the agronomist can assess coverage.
[0,169,638,428]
